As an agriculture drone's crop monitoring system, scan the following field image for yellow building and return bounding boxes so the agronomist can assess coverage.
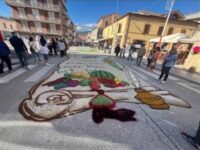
[101,11,199,52]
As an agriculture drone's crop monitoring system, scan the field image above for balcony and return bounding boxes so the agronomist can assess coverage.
[6,0,60,12]
[12,16,61,25]
[48,30,62,36]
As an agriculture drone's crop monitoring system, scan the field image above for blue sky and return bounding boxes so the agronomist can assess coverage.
[1,0,200,31]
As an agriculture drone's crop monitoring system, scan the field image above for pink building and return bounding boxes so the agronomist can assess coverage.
[6,0,76,39]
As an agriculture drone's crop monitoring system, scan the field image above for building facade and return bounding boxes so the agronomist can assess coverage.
[0,16,16,38]
[6,0,75,38]
[101,11,199,52]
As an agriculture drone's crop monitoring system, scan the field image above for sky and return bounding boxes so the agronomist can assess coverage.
[0,0,200,32]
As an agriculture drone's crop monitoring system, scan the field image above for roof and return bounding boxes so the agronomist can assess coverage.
[96,13,119,23]
[185,12,200,20]
[103,11,199,29]
[0,16,13,21]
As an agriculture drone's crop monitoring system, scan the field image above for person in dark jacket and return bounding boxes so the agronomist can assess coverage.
[182,122,200,149]
[115,44,121,57]
[40,35,46,47]
[9,32,29,69]
[0,37,12,74]
[51,38,58,56]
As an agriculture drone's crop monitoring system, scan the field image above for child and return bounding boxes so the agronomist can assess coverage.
[39,42,49,65]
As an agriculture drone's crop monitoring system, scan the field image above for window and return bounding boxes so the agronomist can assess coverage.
[167,27,174,35]
[21,21,29,31]
[18,8,26,18]
[32,9,40,20]
[10,24,13,29]
[3,23,6,29]
[34,22,42,32]
[157,26,163,36]
[118,24,122,33]
[143,24,151,34]
[181,29,186,34]
[105,21,108,26]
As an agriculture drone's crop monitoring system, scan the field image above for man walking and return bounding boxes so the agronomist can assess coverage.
[0,36,12,74]
[9,32,29,69]
[136,43,146,66]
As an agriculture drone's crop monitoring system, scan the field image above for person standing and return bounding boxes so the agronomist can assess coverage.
[0,37,12,74]
[127,43,135,61]
[181,122,200,149]
[58,39,66,57]
[159,48,177,83]
[120,45,126,58]
[115,44,121,57]
[39,42,49,65]
[63,39,69,58]
[9,32,29,69]
[103,42,108,53]
[52,38,58,56]
[136,43,146,66]
[147,50,154,68]
[47,38,53,56]
[149,47,161,71]
[29,37,41,64]
[40,35,46,47]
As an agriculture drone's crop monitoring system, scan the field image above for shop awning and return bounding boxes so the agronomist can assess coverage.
[179,31,200,43]
[149,33,188,43]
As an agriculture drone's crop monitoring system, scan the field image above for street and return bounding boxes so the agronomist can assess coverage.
[0,47,199,150]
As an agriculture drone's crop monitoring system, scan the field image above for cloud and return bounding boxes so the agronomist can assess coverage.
[76,23,96,32]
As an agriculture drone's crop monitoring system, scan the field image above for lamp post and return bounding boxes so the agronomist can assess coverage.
[158,0,175,47]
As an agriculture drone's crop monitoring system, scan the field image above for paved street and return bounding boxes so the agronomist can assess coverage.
[0,47,199,150]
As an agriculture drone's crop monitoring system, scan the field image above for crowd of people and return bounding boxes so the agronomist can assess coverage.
[0,32,69,74]
[113,42,178,83]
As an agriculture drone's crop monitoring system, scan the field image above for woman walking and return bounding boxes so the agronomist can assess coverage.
[159,49,178,83]
[149,47,161,71]
[29,37,41,64]
[146,50,154,68]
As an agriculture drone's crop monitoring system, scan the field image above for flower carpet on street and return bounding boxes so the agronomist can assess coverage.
[19,55,191,123]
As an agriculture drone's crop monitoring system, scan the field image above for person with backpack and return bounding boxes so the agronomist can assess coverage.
[9,32,29,69]
[159,48,178,83]
[29,37,41,64]
[0,37,12,74]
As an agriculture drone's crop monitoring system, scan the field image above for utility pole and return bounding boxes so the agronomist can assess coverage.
[111,0,119,53]
[158,0,175,47]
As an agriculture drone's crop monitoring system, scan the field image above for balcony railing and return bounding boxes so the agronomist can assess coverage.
[6,0,60,12]
[12,16,61,24]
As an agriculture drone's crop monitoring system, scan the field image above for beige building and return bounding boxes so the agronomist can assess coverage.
[6,0,76,39]
[101,11,199,52]
[181,12,200,73]
[0,16,16,38]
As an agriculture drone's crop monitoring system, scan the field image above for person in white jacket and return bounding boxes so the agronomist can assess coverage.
[29,37,41,64]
